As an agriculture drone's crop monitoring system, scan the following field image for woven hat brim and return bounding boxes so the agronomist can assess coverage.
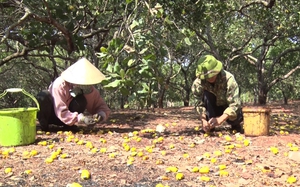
[61,58,106,85]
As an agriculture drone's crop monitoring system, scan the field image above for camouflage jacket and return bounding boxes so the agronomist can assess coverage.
[191,70,241,121]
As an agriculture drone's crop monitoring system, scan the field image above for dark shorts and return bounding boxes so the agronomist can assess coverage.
[36,90,87,127]
[203,90,243,127]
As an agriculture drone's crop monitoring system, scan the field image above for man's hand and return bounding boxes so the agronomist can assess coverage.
[208,117,220,127]
[201,119,212,132]
[207,114,230,128]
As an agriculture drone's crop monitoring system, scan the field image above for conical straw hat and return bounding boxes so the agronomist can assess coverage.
[61,57,106,85]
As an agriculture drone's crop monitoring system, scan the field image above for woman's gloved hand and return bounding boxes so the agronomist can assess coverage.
[77,113,96,125]
[93,111,106,123]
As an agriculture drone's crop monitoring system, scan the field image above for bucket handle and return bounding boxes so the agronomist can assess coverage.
[0,88,40,110]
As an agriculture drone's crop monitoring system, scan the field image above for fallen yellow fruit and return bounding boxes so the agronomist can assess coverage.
[269,146,279,154]
[90,148,98,154]
[287,176,297,184]
[8,147,15,153]
[213,150,222,157]
[30,150,38,157]
[200,176,210,181]
[188,143,195,148]
[199,166,210,174]
[203,152,211,158]
[38,141,47,146]
[191,167,199,172]
[85,142,93,149]
[219,170,229,177]
[24,170,32,174]
[183,153,189,159]
[4,167,12,174]
[60,153,69,159]
[176,172,184,180]
[135,151,142,157]
[218,164,227,170]
[99,138,107,143]
[244,139,251,146]
[22,151,30,158]
[224,135,232,142]
[236,135,244,141]
[109,153,116,158]
[287,143,293,147]
[51,152,59,159]
[156,183,164,187]
[290,146,299,151]
[166,166,178,173]
[210,158,217,163]
[45,157,54,163]
[80,169,90,180]
[67,182,83,187]
[161,151,167,156]
[100,148,107,153]
[136,137,142,142]
[77,140,84,145]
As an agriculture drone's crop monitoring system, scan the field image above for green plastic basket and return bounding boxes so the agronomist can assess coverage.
[0,88,39,146]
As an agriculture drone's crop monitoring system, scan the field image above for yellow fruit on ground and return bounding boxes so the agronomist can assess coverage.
[24,170,32,174]
[4,167,12,174]
[192,167,199,172]
[176,172,184,180]
[30,150,38,157]
[199,166,210,174]
[45,157,54,163]
[200,176,210,181]
[67,182,82,187]
[166,166,178,173]
[80,169,90,180]
[287,176,297,184]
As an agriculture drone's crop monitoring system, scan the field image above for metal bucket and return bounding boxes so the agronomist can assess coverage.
[0,88,39,146]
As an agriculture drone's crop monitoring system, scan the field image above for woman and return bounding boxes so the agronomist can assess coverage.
[37,57,111,131]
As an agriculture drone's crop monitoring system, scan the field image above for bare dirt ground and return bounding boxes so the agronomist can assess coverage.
[1,101,300,187]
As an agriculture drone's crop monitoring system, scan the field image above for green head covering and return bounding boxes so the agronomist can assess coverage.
[195,55,223,80]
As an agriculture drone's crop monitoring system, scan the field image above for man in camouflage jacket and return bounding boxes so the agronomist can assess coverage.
[191,55,244,133]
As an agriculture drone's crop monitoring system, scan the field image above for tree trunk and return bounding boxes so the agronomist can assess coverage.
[183,89,190,106]
[120,95,124,109]
[258,85,267,105]
[157,78,170,108]
[282,90,288,105]
[157,88,165,108]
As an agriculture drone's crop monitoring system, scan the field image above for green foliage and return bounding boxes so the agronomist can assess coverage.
[1,0,300,108]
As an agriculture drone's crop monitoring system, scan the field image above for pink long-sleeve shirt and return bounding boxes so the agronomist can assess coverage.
[48,76,111,126]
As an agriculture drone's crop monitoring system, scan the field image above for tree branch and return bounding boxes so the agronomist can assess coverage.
[0,6,32,44]
[269,64,300,90]
[268,47,300,78]
[0,47,30,67]
[31,14,75,53]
